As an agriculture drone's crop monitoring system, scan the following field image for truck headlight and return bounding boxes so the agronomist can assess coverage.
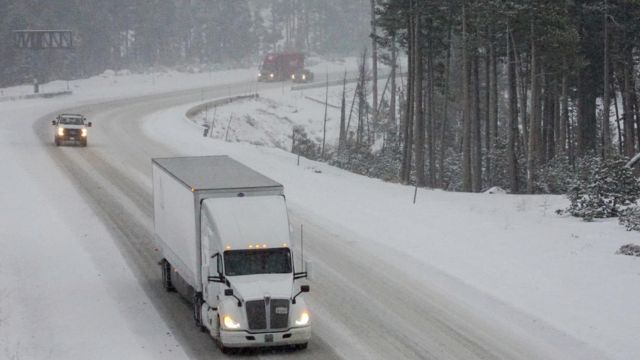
[291,74,296,80]
[81,128,87,137]
[302,74,306,80]
[269,73,274,79]
[295,311,309,326]
[57,127,65,136]
[223,315,241,330]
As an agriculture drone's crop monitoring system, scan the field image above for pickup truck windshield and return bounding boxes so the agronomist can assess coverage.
[60,117,84,125]
[224,248,292,276]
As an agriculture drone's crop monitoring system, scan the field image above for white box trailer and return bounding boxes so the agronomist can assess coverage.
[152,156,311,352]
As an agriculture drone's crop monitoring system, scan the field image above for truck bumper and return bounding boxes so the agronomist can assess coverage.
[220,326,311,348]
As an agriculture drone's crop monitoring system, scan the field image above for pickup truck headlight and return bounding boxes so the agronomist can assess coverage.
[81,128,87,137]
[57,127,65,136]
[223,315,241,330]
[295,311,309,326]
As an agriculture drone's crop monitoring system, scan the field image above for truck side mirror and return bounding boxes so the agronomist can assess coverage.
[224,288,242,307]
[292,285,310,304]
[52,120,57,125]
[87,122,92,127]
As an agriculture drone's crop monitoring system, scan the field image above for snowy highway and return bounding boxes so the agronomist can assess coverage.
[14,78,612,359]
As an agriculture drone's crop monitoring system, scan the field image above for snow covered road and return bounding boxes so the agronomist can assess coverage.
[16,79,616,359]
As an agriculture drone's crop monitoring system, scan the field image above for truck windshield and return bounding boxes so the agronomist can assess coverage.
[224,248,292,276]
[60,117,84,125]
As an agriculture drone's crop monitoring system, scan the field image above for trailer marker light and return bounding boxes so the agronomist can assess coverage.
[225,245,231,250]
[249,244,254,249]
[282,243,288,247]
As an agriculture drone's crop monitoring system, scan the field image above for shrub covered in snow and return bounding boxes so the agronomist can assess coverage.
[616,243,640,257]
[561,156,640,221]
[619,206,640,231]
[536,155,573,194]
[292,125,321,160]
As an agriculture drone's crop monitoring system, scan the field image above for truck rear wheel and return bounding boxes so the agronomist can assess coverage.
[161,259,175,292]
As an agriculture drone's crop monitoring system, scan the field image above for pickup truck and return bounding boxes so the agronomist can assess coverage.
[52,113,92,147]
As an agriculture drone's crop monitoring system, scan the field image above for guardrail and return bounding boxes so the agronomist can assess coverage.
[185,93,258,119]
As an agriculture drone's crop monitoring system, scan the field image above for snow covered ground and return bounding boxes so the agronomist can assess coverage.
[145,96,640,359]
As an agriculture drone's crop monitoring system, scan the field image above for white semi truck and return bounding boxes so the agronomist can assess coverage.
[152,155,311,352]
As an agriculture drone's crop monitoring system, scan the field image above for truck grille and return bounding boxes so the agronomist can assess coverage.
[246,300,267,330]
[245,298,290,331]
[270,299,289,329]
[67,129,80,136]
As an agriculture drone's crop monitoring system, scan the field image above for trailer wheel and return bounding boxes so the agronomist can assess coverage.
[161,259,175,292]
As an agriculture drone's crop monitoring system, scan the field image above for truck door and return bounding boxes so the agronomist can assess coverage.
[201,214,221,306]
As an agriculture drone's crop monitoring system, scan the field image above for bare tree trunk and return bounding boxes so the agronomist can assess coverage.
[427,31,435,187]
[527,22,541,194]
[370,0,378,129]
[602,0,612,158]
[473,51,482,192]
[612,74,623,155]
[511,31,528,161]
[484,32,491,187]
[622,60,636,157]
[339,72,347,152]
[400,6,414,184]
[438,22,452,189]
[414,10,425,187]
[389,32,397,136]
[321,73,329,159]
[507,26,519,193]
[462,3,472,192]
[558,59,568,157]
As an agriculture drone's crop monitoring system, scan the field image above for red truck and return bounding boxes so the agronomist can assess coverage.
[258,52,313,82]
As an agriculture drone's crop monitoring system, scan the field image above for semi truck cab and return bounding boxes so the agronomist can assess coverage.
[152,156,311,353]
[201,196,311,350]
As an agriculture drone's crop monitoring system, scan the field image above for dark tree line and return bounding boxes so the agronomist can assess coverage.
[338,0,640,193]
[0,0,370,86]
